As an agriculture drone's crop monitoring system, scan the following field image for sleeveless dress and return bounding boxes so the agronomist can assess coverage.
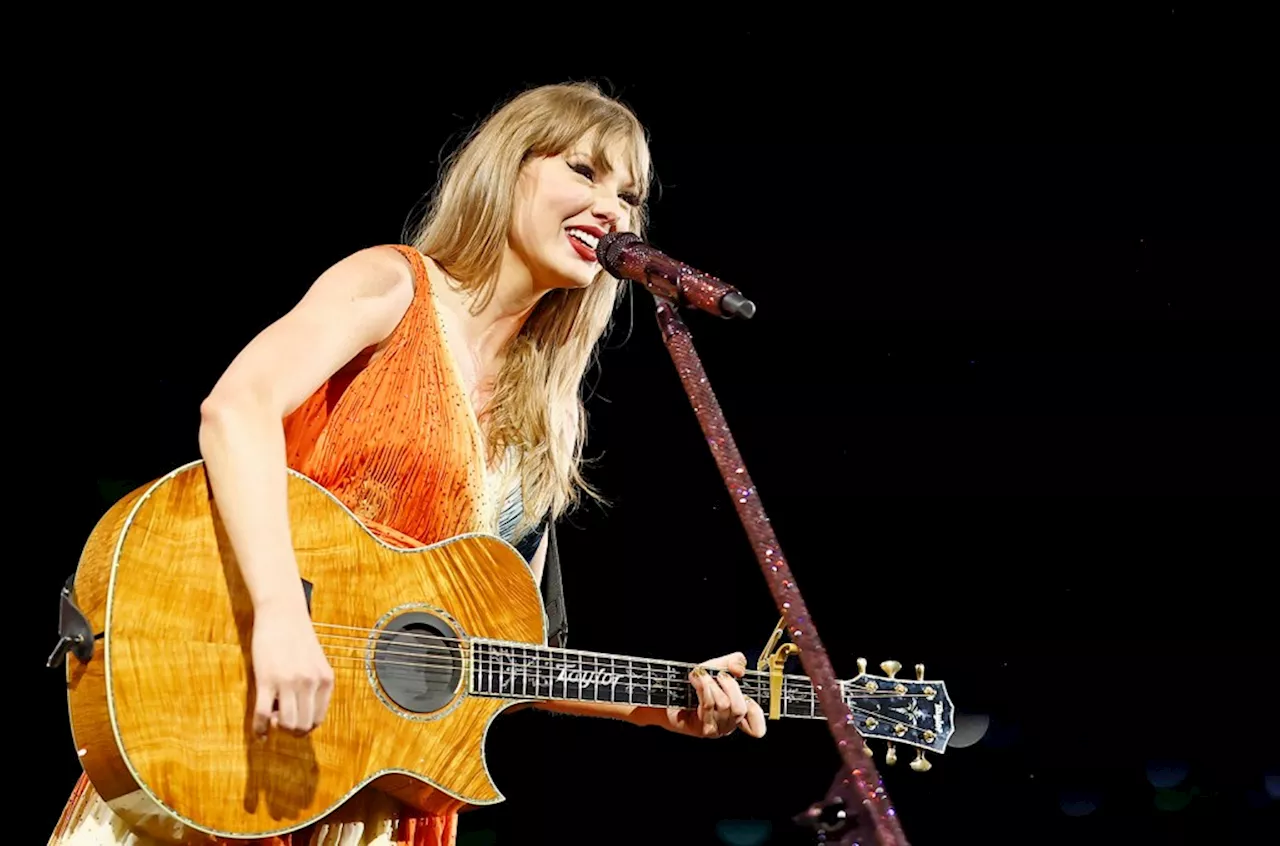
[49,245,545,846]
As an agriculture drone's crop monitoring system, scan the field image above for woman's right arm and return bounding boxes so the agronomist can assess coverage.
[198,245,415,736]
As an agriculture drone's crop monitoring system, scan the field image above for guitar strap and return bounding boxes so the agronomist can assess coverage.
[540,521,568,649]
[515,518,568,649]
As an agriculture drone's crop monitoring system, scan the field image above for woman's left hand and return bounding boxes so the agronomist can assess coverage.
[660,651,767,739]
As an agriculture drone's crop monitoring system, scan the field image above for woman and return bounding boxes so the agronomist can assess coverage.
[50,81,766,846]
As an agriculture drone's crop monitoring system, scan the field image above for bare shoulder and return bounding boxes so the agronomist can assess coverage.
[201,245,422,417]
[303,245,418,309]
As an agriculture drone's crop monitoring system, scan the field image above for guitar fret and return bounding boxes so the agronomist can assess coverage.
[520,645,529,698]
[553,649,565,700]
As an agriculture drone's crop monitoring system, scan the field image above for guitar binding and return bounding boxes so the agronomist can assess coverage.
[47,573,97,668]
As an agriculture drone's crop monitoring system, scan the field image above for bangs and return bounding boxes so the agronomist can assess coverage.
[589,122,650,206]
[531,102,652,207]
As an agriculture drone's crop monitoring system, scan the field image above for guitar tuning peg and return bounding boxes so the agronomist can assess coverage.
[885,743,897,766]
[910,750,932,773]
[915,663,925,680]
[862,743,873,757]
[857,657,867,675]
[880,660,901,679]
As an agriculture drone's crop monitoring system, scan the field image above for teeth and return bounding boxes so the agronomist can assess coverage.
[568,228,599,249]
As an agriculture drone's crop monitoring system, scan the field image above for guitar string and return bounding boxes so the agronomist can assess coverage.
[308,623,934,691]
[317,644,895,699]
[309,650,930,737]
[311,638,933,703]
[309,640,940,725]
[306,628,933,702]
[314,652,932,724]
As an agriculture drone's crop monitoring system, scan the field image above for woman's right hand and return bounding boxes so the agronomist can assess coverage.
[250,595,335,738]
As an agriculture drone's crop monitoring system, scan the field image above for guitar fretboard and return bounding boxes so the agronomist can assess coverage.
[469,639,830,718]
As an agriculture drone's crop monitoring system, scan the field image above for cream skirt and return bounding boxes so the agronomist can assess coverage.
[49,775,458,846]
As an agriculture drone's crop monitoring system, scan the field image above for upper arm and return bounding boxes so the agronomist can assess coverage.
[202,246,417,417]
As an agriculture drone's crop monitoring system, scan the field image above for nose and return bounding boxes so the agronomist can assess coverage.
[591,191,623,232]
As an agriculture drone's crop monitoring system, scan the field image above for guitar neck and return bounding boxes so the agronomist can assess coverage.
[469,639,827,719]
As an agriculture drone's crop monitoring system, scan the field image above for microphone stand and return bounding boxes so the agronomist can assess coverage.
[650,293,910,846]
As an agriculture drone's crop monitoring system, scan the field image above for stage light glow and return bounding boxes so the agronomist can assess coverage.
[1058,790,1099,817]
[1153,787,1197,812]
[949,712,990,749]
[1146,760,1188,789]
[716,819,771,846]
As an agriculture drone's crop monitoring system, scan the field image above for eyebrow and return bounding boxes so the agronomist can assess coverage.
[574,146,639,195]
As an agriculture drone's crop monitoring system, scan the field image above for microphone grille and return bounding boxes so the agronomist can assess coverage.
[597,231,641,275]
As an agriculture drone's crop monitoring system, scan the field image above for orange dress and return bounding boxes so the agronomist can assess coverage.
[50,245,528,846]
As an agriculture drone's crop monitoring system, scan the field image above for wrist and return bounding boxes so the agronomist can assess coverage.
[250,581,310,617]
[634,706,673,730]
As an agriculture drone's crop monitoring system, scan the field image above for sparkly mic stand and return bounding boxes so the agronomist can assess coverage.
[648,294,911,846]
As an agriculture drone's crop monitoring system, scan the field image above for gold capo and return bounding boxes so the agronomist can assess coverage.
[758,614,800,720]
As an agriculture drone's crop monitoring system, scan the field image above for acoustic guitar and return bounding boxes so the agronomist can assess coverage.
[51,460,956,843]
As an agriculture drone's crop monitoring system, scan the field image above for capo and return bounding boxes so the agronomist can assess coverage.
[759,614,800,720]
[756,614,788,672]
[48,574,96,668]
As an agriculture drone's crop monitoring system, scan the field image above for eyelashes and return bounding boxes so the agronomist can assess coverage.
[568,161,640,207]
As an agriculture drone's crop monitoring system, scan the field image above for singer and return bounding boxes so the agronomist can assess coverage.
[49,82,766,846]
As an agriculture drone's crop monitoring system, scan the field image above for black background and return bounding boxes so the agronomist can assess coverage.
[25,11,1276,846]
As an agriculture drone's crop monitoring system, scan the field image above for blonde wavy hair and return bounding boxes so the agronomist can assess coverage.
[405,81,653,541]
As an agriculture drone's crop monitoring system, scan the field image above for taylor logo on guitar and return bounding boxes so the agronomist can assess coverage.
[550,666,622,689]
[50,460,957,843]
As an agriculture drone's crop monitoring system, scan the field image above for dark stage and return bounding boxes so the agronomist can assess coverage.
[26,16,1276,846]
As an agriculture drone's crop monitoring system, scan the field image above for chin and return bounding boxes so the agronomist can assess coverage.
[571,268,601,288]
[547,262,600,291]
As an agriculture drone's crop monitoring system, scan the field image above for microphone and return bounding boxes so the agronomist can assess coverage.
[596,232,756,320]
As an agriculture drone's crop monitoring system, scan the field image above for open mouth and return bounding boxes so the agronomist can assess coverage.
[566,228,600,262]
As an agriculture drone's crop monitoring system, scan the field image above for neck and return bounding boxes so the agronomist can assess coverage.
[469,639,831,719]
[437,247,549,369]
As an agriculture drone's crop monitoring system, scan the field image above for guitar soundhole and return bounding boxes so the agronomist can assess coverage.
[372,611,462,714]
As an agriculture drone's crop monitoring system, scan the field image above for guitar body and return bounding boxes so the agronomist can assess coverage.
[64,460,546,843]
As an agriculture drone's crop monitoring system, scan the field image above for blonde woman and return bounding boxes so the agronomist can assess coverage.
[50,81,766,846]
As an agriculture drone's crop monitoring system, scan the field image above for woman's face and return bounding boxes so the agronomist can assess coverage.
[509,133,641,292]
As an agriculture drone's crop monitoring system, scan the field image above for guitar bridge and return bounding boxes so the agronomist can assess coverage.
[47,574,97,668]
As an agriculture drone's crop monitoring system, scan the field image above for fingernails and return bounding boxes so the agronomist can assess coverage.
[690,666,708,679]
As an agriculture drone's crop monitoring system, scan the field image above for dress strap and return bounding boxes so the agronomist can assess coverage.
[384,242,423,273]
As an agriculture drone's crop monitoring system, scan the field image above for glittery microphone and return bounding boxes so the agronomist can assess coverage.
[597,231,757,320]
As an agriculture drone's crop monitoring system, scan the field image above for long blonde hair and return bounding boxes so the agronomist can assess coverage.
[405,81,653,540]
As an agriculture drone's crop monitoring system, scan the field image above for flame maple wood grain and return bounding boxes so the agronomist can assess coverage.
[63,461,546,842]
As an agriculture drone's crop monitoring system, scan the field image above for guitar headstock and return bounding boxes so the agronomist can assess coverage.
[841,659,955,771]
